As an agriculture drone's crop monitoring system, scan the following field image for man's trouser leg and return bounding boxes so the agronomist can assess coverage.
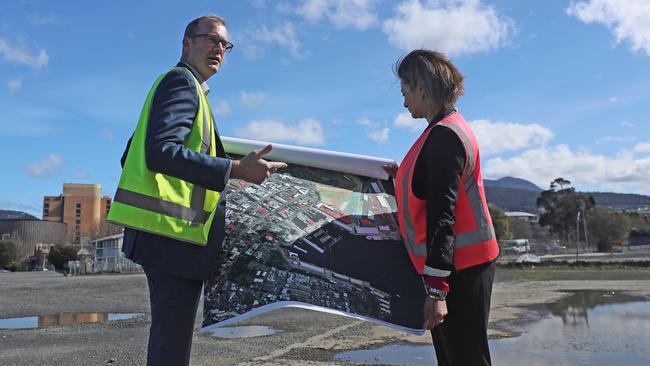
[431,260,495,366]
[144,266,203,366]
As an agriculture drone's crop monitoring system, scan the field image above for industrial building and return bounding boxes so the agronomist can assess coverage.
[0,219,67,259]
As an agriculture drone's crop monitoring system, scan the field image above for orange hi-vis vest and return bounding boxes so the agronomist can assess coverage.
[395,112,499,275]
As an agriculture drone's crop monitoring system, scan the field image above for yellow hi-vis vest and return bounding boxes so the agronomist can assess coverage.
[107,67,221,245]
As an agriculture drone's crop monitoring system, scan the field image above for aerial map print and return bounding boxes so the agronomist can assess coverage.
[201,138,427,334]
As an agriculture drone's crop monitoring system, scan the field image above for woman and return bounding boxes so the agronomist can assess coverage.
[385,49,500,365]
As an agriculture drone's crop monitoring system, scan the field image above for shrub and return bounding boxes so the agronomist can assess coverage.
[0,240,19,269]
[48,245,78,270]
[6,261,24,272]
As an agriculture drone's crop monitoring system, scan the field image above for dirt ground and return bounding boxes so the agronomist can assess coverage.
[1,267,650,366]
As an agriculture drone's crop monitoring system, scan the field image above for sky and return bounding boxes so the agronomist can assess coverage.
[2,0,650,217]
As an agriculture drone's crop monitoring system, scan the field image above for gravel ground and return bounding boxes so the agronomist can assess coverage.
[1,268,650,366]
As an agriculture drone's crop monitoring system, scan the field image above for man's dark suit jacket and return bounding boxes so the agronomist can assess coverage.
[120,62,231,281]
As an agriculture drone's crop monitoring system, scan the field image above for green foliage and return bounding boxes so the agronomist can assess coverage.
[5,261,24,272]
[629,228,650,238]
[508,217,531,239]
[586,207,630,252]
[536,178,595,242]
[229,255,254,284]
[488,205,511,240]
[0,240,19,269]
[47,245,79,270]
[265,250,287,269]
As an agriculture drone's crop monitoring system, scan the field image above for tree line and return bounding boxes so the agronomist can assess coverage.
[489,177,646,252]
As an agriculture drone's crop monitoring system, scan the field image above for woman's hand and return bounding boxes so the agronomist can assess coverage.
[423,296,448,330]
[382,161,399,179]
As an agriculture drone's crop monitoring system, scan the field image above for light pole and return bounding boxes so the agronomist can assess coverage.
[582,207,589,252]
[576,210,581,262]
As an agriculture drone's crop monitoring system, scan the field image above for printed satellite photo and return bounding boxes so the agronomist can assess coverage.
[202,142,427,333]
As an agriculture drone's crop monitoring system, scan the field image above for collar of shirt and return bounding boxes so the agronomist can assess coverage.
[177,62,210,96]
[427,107,456,128]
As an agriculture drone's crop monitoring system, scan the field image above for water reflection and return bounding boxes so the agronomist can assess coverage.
[493,290,650,366]
[544,290,644,326]
[207,325,281,339]
[0,312,144,329]
[335,290,650,366]
[336,343,433,366]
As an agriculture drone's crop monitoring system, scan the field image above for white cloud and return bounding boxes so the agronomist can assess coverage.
[634,141,650,153]
[251,0,268,9]
[393,111,427,131]
[567,0,650,55]
[597,135,636,144]
[0,38,49,70]
[484,145,650,192]
[27,14,62,26]
[26,154,62,177]
[99,129,114,141]
[238,22,302,59]
[8,78,21,92]
[469,119,554,155]
[75,170,90,180]
[368,127,390,143]
[382,0,514,56]
[213,100,231,116]
[298,0,379,30]
[357,117,373,126]
[240,91,266,108]
[0,200,40,214]
[235,118,325,145]
[609,96,619,102]
[620,120,635,127]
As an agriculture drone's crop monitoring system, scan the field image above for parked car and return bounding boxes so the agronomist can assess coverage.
[501,239,531,254]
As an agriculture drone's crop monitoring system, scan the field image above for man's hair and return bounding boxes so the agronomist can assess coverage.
[395,49,464,110]
[184,14,227,37]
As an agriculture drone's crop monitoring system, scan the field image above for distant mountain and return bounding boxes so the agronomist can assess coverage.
[0,210,38,221]
[485,186,539,212]
[484,176,543,192]
[484,177,650,212]
[584,192,650,211]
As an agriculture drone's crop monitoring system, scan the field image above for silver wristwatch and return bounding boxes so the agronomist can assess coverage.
[425,286,447,301]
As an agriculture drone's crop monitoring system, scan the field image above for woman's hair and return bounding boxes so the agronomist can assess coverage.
[395,49,464,110]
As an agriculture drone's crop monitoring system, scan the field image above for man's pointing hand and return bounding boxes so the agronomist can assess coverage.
[231,144,288,184]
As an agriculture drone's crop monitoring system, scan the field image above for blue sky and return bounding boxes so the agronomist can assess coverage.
[2,0,650,216]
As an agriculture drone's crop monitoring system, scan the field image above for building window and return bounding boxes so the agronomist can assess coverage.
[76,203,81,208]
[75,219,81,224]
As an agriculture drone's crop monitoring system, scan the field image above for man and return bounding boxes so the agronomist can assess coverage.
[108,15,286,366]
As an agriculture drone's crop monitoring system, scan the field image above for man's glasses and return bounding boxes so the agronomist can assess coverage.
[188,33,234,53]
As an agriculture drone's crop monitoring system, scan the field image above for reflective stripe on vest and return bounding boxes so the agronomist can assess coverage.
[107,67,221,245]
[395,112,499,273]
[438,121,496,248]
[398,140,429,258]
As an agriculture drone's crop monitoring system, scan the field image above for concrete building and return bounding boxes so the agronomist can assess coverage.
[43,183,112,243]
[0,219,67,259]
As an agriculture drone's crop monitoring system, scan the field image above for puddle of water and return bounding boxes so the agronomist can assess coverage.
[208,325,281,339]
[0,312,144,329]
[336,290,650,366]
[336,344,434,366]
